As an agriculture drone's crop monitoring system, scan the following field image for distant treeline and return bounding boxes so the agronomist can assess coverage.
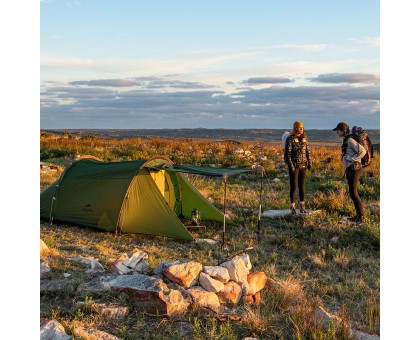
[42,128,380,145]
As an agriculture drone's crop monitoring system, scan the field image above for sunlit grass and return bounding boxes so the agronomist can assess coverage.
[40,133,380,338]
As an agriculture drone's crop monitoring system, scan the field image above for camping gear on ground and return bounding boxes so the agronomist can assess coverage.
[191,208,201,226]
[40,156,250,241]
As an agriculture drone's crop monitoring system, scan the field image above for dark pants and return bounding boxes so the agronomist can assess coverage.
[289,166,306,203]
[346,167,364,217]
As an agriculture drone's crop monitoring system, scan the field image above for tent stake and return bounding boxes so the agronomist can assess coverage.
[221,174,227,251]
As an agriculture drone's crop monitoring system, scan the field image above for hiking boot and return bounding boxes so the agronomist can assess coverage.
[299,201,306,214]
[290,203,297,215]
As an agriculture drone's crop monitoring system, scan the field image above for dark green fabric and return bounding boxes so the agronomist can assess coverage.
[42,159,145,231]
[40,179,59,219]
[119,170,194,240]
[169,165,251,177]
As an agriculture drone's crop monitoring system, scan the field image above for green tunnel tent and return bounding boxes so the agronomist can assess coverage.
[40,156,251,240]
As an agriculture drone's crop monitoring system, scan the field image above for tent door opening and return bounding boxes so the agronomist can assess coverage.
[149,169,179,213]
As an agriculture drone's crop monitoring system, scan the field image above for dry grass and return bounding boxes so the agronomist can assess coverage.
[40,134,380,339]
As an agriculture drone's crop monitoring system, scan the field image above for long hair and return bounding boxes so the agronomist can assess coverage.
[291,128,307,140]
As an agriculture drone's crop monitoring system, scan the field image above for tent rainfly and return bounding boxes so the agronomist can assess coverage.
[40,156,251,240]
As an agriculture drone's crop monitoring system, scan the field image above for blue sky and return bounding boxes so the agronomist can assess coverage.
[41,1,379,129]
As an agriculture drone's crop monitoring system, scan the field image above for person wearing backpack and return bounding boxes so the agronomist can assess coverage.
[333,122,367,224]
[284,121,312,215]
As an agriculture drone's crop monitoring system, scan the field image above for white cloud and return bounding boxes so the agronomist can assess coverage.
[352,37,380,47]
[271,43,329,52]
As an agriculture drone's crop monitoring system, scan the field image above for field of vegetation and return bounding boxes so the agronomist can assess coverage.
[40,131,380,339]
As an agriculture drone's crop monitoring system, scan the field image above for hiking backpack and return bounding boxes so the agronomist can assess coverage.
[351,126,374,167]
[282,131,291,150]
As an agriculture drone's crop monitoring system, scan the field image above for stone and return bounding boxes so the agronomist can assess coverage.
[108,254,130,274]
[188,286,220,313]
[243,291,261,305]
[95,303,129,319]
[40,279,74,295]
[153,260,181,275]
[247,271,267,295]
[217,281,242,304]
[69,255,105,274]
[40,259,50,278]
[76,274,118,295]
[73,327,122,340]
[197,238,218,246]
[40,319,71,340]
[162,261,203,288]
[203,266,230,283]
[242,295,254,304]
[109,274,190,316]
[199,272,225,293]
[351,329,380,340]
[253,291,261,304]
[220,256,250,294]
[313,306,379,339]
[121,249,150,273]
[108,249,150,275]
[313,306,348,328]
[238,253,252,271]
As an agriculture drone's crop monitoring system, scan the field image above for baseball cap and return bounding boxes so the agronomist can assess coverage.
[333,122,349,131]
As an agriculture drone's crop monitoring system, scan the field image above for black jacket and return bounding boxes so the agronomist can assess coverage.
[284,135,312,171]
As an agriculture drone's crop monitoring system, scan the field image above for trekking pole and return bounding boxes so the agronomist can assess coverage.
[257,165,264,240]
[221,174,227,251]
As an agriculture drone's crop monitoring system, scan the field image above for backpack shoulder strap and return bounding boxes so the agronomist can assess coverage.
[341,135,351,156]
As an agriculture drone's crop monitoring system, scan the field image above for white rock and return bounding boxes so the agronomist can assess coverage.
[238,253,252,271]
[197,238,218,246]
[73,327,122,340]
[153,260,181,275]
[220,256,250,294]
[199,272,225,293]
[188,286,220,312]
[203,266,230,283]
[40,320,71,340]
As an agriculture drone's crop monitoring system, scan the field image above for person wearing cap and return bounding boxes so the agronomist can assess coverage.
[333,122,367,224]
[284,121,312,215]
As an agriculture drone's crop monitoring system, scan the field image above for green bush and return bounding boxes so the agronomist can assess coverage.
[40,148,72,160]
